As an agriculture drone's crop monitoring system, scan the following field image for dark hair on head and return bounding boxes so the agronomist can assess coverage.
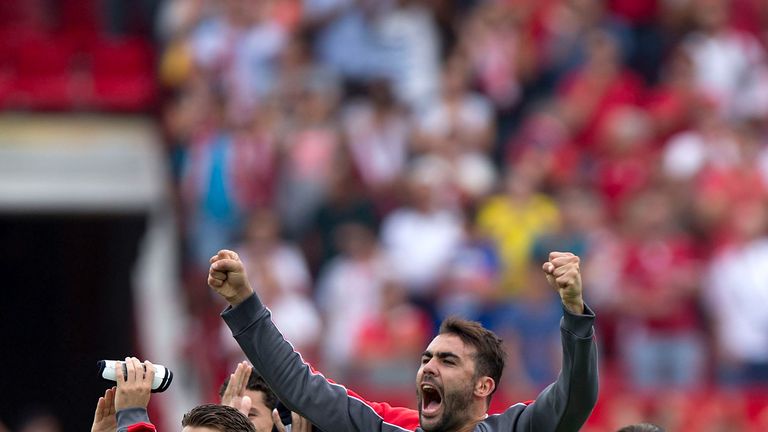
[617,423,665,432]
[438,317,506,404]
[219,372,278,411]
[181,404,256,432]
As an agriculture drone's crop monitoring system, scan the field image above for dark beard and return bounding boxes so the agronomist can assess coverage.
[418,381,474,432]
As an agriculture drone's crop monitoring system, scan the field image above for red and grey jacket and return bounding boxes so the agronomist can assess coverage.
[116,408,157,432]
[223,293,599,432]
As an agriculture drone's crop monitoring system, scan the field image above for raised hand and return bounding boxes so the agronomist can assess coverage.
[91,387,117,432]
[542,251,584,314]
[208,250,254,306]
[272,409,313,432]
[221,361,254,417]
[114,357,155,411]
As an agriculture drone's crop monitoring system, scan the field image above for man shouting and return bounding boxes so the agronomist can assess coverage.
[209,249,598,431]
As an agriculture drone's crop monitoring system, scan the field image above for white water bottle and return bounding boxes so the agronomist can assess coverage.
[97,359,173,393]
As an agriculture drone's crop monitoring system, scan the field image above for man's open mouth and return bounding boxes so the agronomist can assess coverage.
[420,383,443,417]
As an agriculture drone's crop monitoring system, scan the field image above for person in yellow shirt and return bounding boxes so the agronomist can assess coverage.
[476,168,560,297]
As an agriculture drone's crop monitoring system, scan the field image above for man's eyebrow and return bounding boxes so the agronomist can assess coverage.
[435,351,460,361]
[422,351,461,361]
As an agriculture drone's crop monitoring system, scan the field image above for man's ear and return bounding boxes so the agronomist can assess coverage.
[474,376,495,399]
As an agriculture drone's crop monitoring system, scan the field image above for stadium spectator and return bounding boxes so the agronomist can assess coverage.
[557,29,644,154]
[644,47,699,141]
[352,281,432,388]
[690,122,768,241]
[613,189,705,391]
[305,160,380,269]
[316,222,396,377]
[590,106,655,220]
[269,32,340,125]
[435,214,500,323]
[301,0,395,82]
[661,98,739,184]
[188,0,287,116]
[179,85,247,270]
[459,1,536,111]
[537,0,633,87]
[682,0,768,121]
[233,208,321,356]
[476,167,560,296]
[704,199,768,386]
[274,69,343,238]
[413,54,495,157]
[340,79,410,196]
[375,0,441,108]
[381,159,464,304]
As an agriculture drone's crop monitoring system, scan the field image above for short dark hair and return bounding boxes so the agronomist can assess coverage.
[219,372,278,411]
[438,317,506,402]
[617,424,665,432]
[181,404,256,432]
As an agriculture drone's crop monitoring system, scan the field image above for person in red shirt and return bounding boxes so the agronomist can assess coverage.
[612,189,705,391]
[558,30,644,154]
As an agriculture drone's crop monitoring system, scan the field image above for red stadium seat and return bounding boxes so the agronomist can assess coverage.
[9,35,80,110]
[58,0,100,35]
[0,29,27,108]
[87,37,156,111]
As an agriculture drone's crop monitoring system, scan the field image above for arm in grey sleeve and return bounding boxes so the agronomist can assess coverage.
[515,303,599,432]
[222,294,407,432]
[116,408,155,432]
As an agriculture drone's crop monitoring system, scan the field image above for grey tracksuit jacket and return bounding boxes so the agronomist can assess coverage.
[222,293,599,432]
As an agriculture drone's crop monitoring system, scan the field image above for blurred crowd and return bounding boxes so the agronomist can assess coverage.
[156,0,768,420]
[7,0,768,430]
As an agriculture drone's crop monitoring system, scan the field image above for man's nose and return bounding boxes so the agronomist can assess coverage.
[422,358,439,376]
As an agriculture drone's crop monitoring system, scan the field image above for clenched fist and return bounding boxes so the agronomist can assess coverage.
[208,249,254,306]
[542,252,584,314]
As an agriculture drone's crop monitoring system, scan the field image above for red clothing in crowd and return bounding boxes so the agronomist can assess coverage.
[607,0,658,24]
[619,236,700,332]
[559,69,645,152]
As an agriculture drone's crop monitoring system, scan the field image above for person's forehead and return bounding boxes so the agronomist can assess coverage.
[244,389,268,410]
[425,334,476,358]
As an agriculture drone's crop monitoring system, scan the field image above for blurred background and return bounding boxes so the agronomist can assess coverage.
[1,0,768,431]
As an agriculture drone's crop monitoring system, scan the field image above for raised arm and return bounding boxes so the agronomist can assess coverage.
[114,358,158,432]
[514,252,598,431]
[209,250,409,432]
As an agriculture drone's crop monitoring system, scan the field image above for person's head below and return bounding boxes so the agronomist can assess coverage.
[617,423,665,432]
[181,404,256,432]
[417,316,506,431]
[219,373,277,432]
